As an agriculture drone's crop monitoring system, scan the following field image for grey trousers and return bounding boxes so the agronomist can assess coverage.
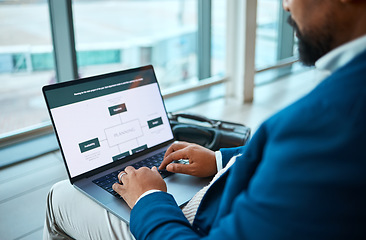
[43,180,134,240]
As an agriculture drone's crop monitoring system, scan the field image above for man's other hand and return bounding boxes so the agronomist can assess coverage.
[112,166,167,209]
[159,142,217,178]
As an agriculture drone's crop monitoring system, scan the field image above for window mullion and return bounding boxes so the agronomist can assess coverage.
[198,0,212,80]
[48,0,78,82]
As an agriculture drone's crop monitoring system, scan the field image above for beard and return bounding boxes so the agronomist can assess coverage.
[287,16,333,66]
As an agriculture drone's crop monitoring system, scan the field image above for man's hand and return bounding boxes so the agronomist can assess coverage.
[112,166,167,209]
[159,141,217,178]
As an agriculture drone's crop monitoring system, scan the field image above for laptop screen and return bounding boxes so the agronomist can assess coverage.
[43,66,174,178]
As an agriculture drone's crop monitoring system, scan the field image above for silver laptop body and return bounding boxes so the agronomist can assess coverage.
[43,65,209,223]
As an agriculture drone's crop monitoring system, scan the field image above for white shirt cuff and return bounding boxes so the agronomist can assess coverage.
[135,189,162,205]
[215,151,223,172]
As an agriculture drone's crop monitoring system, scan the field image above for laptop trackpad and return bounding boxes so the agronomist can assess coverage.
[166,174,210,206]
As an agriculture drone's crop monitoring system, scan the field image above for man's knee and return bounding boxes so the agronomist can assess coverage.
[46,180,74,215]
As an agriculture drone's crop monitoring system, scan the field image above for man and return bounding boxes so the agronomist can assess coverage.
[44,0,366,239]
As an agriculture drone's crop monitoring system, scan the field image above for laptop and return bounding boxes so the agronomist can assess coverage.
[43,65,210,223]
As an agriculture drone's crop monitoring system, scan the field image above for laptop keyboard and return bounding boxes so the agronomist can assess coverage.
[92,151,173,199]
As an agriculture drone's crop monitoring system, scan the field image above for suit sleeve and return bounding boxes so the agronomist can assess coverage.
[220,146,247,168]
[130,191,261,240]
[130,192,200,239]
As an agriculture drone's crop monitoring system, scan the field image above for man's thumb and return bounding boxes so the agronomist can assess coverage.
[166,163,189,174]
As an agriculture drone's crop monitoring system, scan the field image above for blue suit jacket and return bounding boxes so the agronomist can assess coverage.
[130,50,366,239]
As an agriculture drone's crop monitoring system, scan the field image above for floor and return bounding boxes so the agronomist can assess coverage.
[0,69,320,240]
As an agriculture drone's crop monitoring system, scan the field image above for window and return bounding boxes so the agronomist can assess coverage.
[0,1,56,136]
[0,0,226,145]
[256,0,280,69]
[255,0,306,85]
[72,0,198,90]
[1,0,301,158]
[70,0,227,112]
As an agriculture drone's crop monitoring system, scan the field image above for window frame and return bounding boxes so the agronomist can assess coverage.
[0,0,297,160]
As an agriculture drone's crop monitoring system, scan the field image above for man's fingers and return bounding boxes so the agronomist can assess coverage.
[160,141,191,169]
[166,162,192,175]
[112,183,132,207]
[112,182,125,194]
[118,171,127,184]
[151,166,164,178]
[160,150,188,170]
[124,166,136,174]
[164,142,189,158]
[151,166,159,174]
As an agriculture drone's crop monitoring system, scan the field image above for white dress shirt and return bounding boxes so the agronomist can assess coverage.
[315,34,366,77]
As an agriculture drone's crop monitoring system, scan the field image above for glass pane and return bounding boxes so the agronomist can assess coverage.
[72,0,198,91]
[255,0,280,69]
[255,0,309,85]
[0,0,55,136]
[212,0,226,77]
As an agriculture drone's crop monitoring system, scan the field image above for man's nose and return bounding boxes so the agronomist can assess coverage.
[282,0,290,12]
